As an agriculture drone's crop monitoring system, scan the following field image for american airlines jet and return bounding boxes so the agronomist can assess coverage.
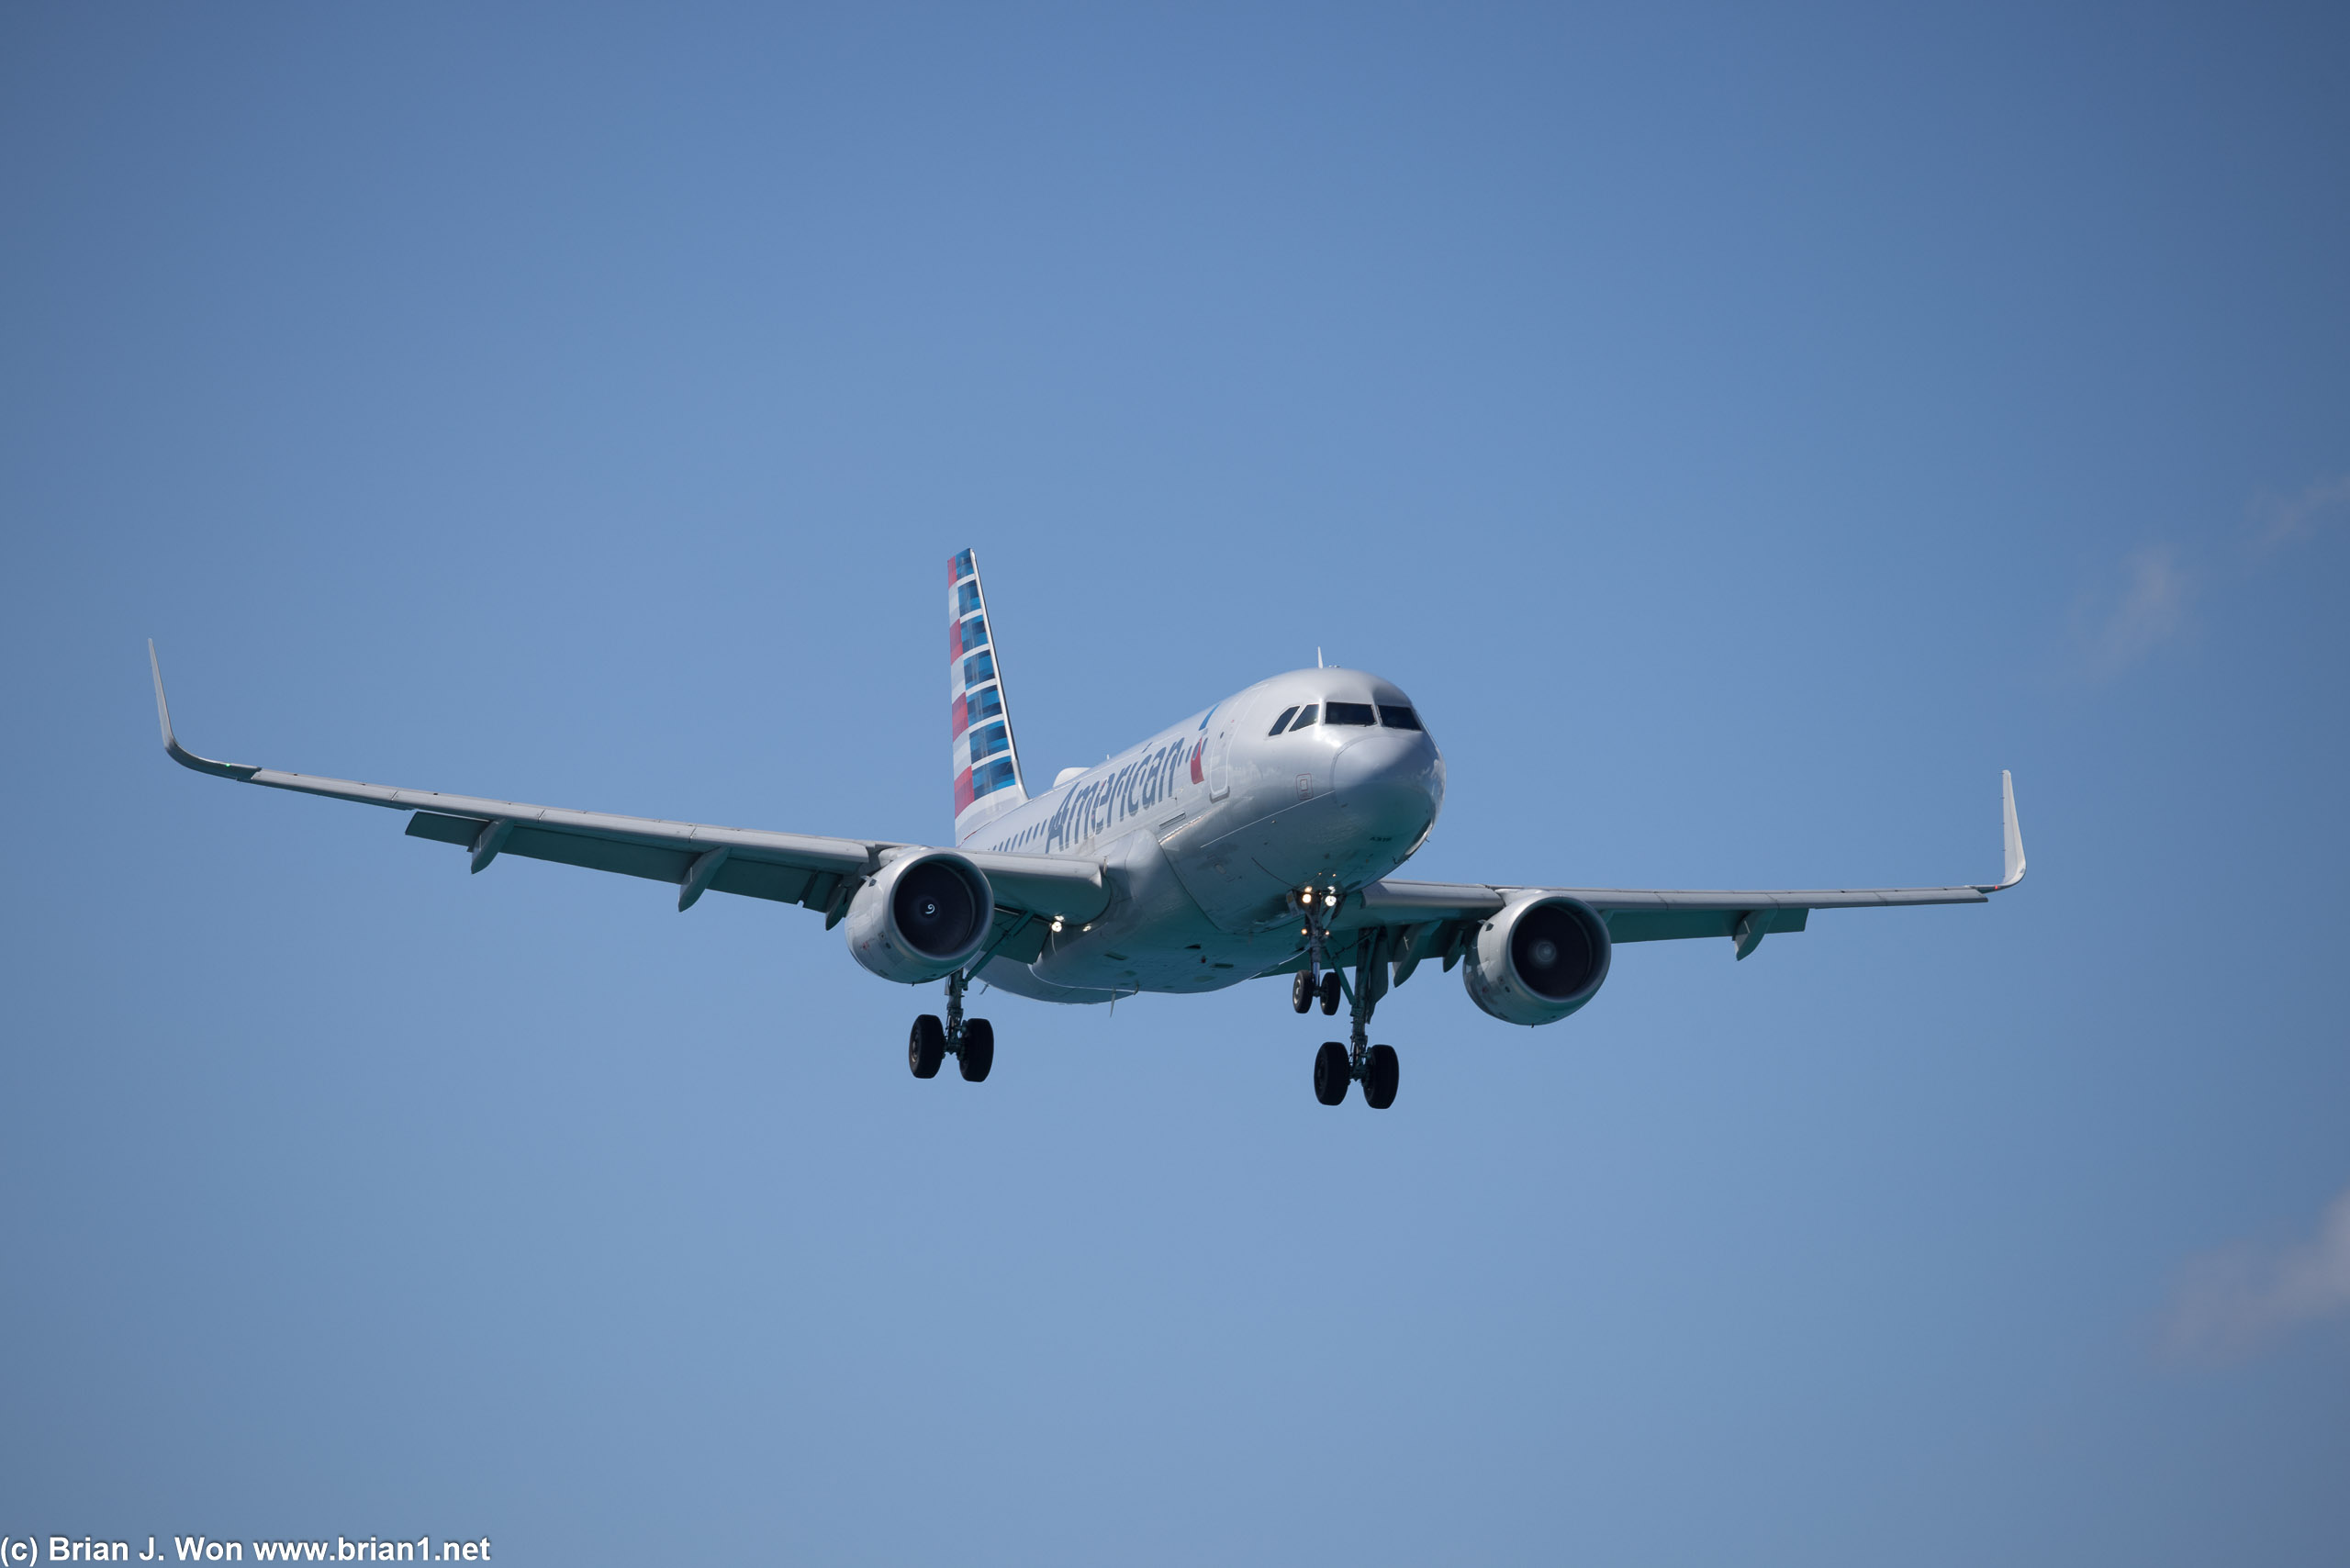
[150,548,2025,1108]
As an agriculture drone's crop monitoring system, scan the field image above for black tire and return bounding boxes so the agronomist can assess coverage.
[958,1018,994,1082]
[1319,970,1342,1015]
[1313,1041,1350,1105]
[1363,1044,1399,1110]
[1292,971,1315,1014]
[908,1014,946,1079]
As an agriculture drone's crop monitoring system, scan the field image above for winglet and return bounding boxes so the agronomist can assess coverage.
[1995,769,2026,890]
[148,641,262,780]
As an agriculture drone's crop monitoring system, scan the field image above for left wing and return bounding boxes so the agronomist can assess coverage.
[1323,772,2026,980]
[149,642,1110,935]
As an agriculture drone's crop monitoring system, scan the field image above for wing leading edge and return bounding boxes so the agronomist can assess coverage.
[148,642,1109,931]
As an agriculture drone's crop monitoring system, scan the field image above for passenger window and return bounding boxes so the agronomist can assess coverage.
[1290,705,1318,729]
[1268,706,1299,735]
[1325,701,1375,726]
[1377,705,1423,731]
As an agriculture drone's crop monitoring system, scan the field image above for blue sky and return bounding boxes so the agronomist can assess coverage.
[3,5,2345,1562]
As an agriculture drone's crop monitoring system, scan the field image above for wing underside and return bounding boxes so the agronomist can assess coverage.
[1294,772,2025,979]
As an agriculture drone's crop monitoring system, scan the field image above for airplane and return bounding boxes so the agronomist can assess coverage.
[149,547,2025,1109]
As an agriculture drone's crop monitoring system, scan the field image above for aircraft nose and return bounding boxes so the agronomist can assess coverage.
[1332,729,1444,837]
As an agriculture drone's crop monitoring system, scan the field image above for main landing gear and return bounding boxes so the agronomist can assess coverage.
[910,969,993,1083]
[1317,1041,1398,1108]
[1292,886,1400,1110]
[1314,1031,1399,1109]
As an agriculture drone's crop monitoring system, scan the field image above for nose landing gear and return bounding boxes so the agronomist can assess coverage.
[1289,885,1348,1017]
[910,968,992,1083]
[1292,969,1342,1015]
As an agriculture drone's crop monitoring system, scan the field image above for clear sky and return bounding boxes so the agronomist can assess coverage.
[4,5,2345,1563]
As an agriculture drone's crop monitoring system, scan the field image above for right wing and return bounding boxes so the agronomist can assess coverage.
[149,643,1110,937]
[1332,773,2026,975]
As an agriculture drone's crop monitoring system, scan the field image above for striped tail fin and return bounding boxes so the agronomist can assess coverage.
[948,547,1029,842]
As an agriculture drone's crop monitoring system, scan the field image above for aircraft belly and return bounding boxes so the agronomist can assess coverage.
[1162,807,1307,934]
[1170,794,1403,929]
[976,957,1114,1005]
[1024,827,1287,995]
[1020,926,1273,996]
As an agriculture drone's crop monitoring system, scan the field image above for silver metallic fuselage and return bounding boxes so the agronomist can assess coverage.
[965,668,1444,1002]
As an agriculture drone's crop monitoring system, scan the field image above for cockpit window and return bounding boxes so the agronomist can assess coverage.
[1268,706,1299,735]
[1324,701,1375,726]
[1377,705,1423,731]
[1290,705,1318,729]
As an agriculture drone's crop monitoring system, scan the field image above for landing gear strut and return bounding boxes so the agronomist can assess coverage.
[911,969,992,1083]
[1304,918,1402,1110]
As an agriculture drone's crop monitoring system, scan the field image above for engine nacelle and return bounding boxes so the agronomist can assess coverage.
[843,850,996,984]
[1462,894,1612,1025]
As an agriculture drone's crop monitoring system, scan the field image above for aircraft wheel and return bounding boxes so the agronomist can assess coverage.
[1292,971,1315,1014]
[959,1018,994,1082]
[1313,1042,1350,1106]
[908,1014,946,1079]
[1363,1044,1399,1110]
[1319,971,1342,1014]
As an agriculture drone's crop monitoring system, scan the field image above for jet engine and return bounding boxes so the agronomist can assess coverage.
[844,850,996,984]
[1461,894,1612,1025]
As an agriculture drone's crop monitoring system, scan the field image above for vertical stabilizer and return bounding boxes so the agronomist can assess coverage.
[948,548,1030,842]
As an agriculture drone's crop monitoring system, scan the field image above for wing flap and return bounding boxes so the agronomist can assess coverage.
[1602,906,1812,944]
[1565,885,1987,913]
[500,825,694,884]
[406,810,813,902]
[404,812,480,847]
[709,857,820,905]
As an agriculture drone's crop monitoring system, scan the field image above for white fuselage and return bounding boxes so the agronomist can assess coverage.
[965,669,1445,1002]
